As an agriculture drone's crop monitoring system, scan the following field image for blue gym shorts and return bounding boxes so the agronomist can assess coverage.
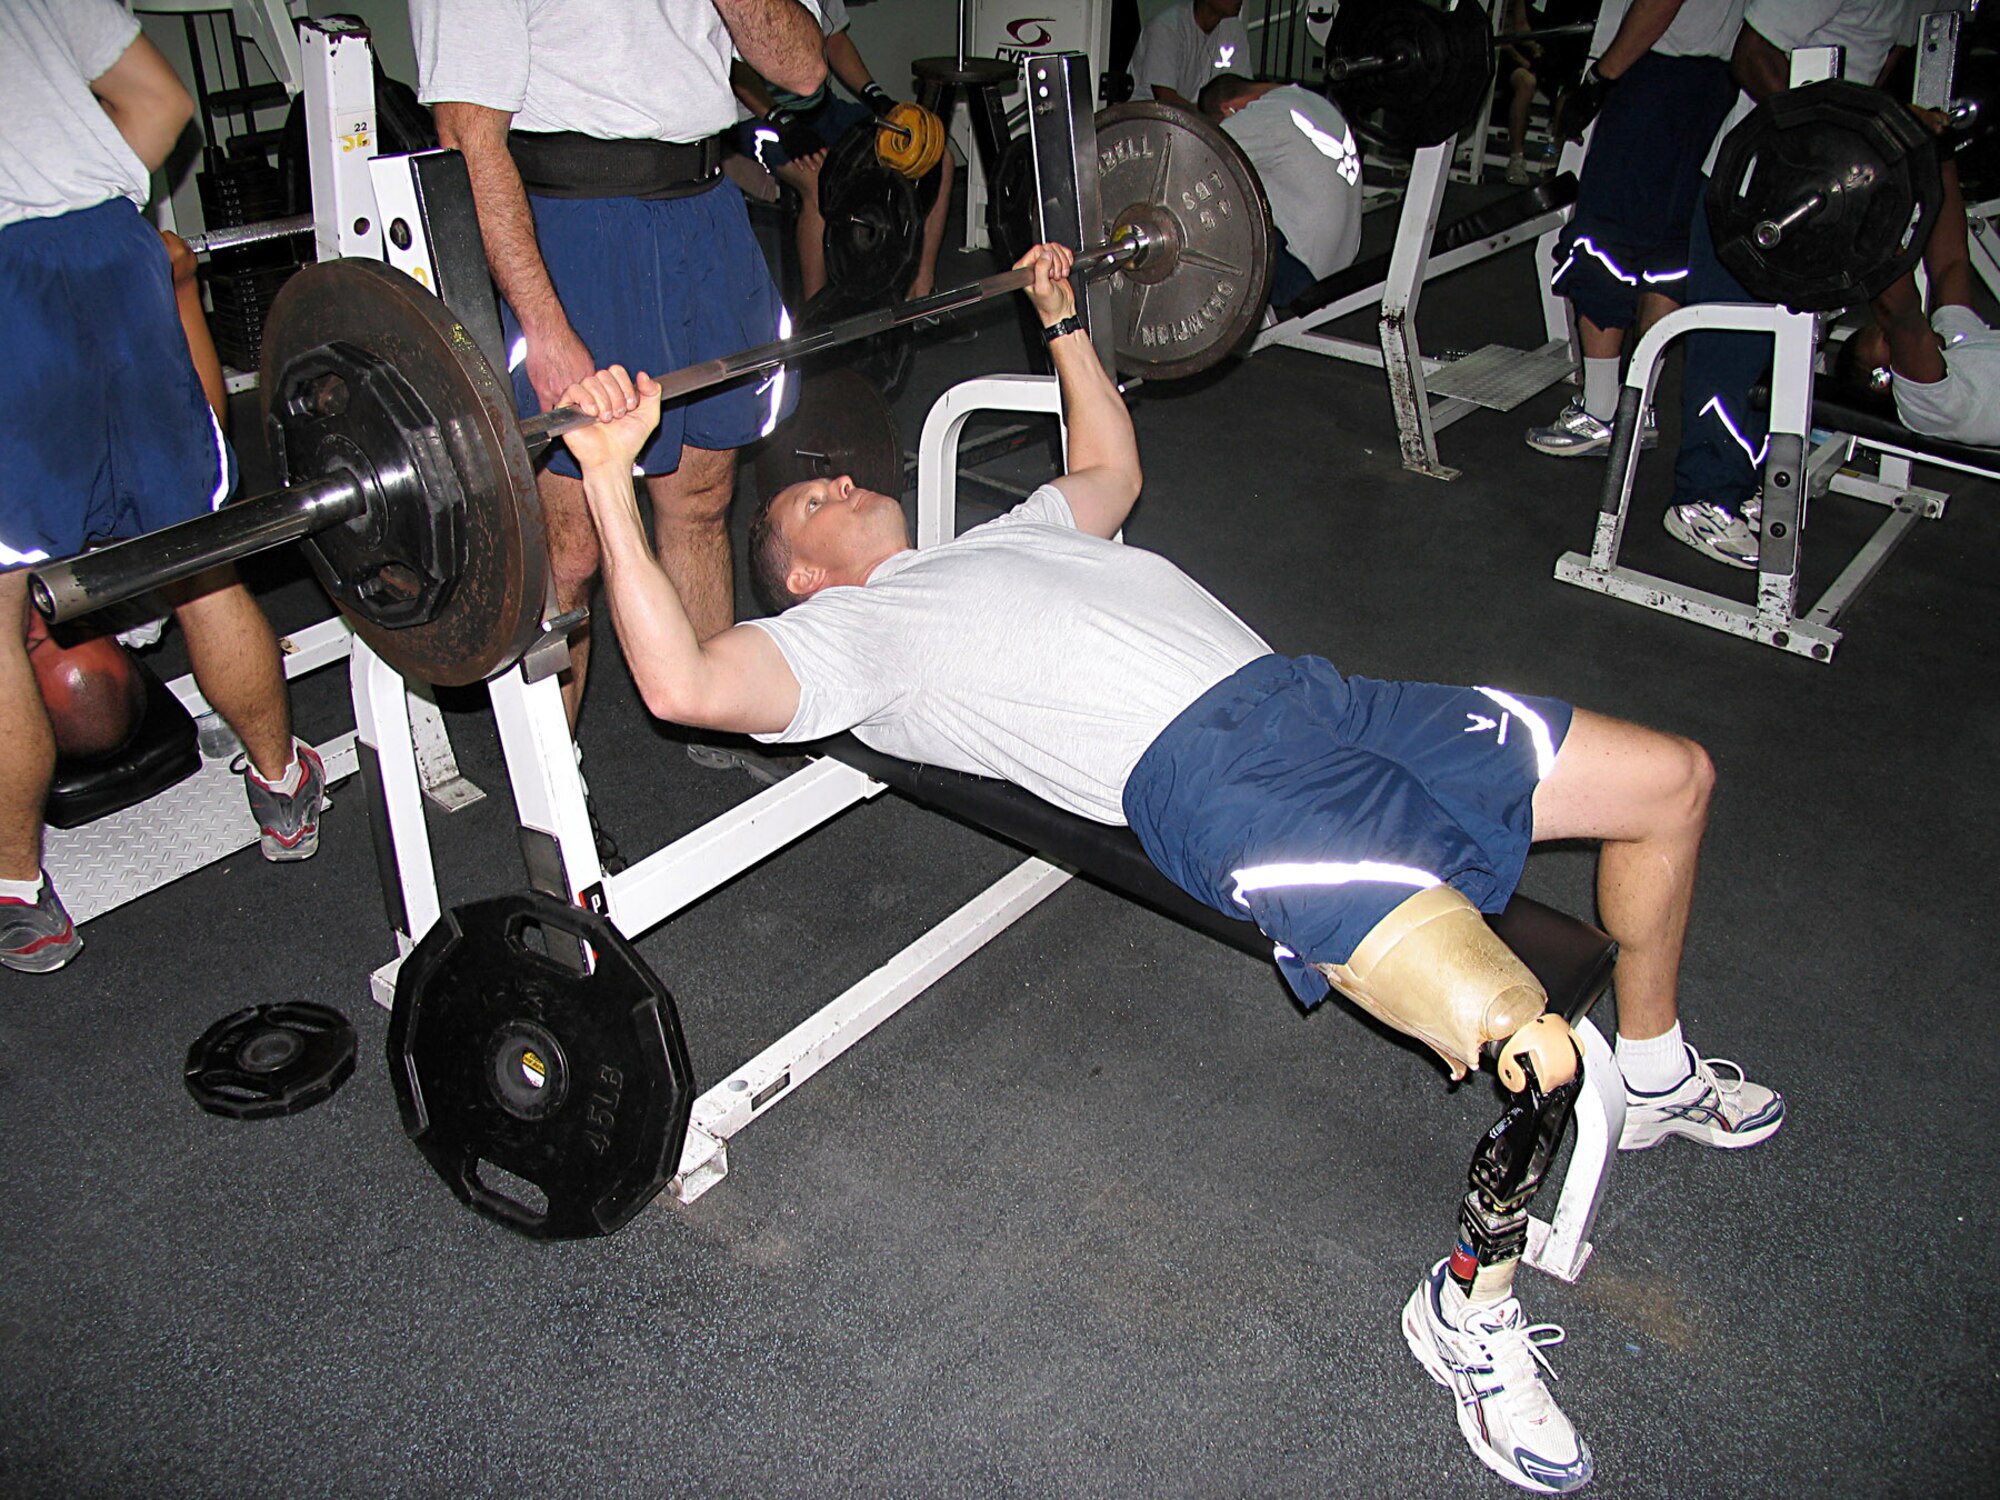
[501,178,795,478]
[1122,655,1573,1005]
[1550,52,1737,332]
[0,198,234,569]
[731,95,874,170]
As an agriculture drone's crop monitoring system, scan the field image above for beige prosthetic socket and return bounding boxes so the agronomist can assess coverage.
[1314,884,1578,1090]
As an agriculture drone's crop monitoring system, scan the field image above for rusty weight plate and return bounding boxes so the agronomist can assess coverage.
[1093,103,1274,380]
[261,259,548,686]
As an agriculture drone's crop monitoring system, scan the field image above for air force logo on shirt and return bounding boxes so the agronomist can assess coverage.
[1215,44,1236,69]
[1290,108,1360,186]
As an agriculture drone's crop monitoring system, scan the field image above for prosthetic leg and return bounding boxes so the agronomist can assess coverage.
[1316,883,1586,1304]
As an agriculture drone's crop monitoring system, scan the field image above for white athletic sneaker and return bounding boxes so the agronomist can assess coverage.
[1525,397,1658,458]
[1402,1260,1594,1494]
[1505,154,1531,186]
[1620,1046,1786,1151]
[1663,497,1761,569]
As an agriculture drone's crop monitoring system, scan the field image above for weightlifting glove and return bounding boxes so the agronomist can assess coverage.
[1563,63,1615,142]
[861,81,897,118]
[765,106,824,162]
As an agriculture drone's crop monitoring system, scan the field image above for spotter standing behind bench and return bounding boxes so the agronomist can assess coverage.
[556,245,1784,1496]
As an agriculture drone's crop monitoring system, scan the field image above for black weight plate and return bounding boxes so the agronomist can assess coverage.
[1328,0,1494,151]
[185,1001,356,1119]
[261,259,550,687]
[819,121,923,303]
[797,285,914,402]
[1708,79,1943,311]
[1094,104,1275,379]
[387,892,696,1241]
[755,367,905,502]
[988,133,1039,268]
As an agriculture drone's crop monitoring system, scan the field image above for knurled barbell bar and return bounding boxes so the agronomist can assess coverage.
[30,105,1272,687]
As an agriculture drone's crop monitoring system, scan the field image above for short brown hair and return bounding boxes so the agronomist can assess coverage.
[748,485,803,615]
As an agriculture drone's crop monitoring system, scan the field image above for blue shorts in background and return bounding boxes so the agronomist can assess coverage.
[501,179,796,478]
[1123,655,1573,1005]
[0,198,234,567]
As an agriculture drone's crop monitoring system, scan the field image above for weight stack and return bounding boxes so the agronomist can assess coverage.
[196,153,306,371]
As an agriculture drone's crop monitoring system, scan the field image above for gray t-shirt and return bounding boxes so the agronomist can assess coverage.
[1129,4,1254,104]
[1588,0,1747,60]
[413,0,752,141]
[1703,0,1918,174]
[1891,305,2000,447]
[748,486,1270,824]
[1221,85,1361,280]
[0,0,150,229]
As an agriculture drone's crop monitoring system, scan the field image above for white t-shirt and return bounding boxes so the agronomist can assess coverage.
[1588,0,1747,61]
[1890,305,2000,447]
[1704,0,1919,174]
[748,486,1270,824]
[1129,4,1254,104]
[0,0,151,229]
[413,0,764,141]
[1221,85,1361,280]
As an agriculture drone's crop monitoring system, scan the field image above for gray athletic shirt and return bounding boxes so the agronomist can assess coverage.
[412,0,787,140]
[1129,4,1254,103]
[748,486,1270,824]
[1221,86,1362,280]
[0,0,149,229]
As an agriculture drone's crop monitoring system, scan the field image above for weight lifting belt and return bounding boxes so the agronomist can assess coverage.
[506,131,723,201]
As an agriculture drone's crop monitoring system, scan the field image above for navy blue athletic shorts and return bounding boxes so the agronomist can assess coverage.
[1550,52,1736,332]
[1123,655,1573,1005]
[501,179,795,478]
[731,96,874,169]
[0,199,234,568]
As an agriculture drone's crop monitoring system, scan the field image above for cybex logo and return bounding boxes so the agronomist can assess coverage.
[1006,18,1055,47]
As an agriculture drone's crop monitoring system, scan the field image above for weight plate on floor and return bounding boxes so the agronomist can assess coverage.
[755,366,905,502]
[387,891,696,1241]
[1094,104,1275,380]
[184,1001,357,1119]
[261,259,550,687]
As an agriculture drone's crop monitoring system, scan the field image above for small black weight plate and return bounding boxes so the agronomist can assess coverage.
[755,366,905,503]
[184,1001,357,1119]
[819,121,923,303]
[387,891,696,1242]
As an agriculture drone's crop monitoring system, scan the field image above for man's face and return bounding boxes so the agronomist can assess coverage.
[1211,0,1245,18]
[774,474,910,595]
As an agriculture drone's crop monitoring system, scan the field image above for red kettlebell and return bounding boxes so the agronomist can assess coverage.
[25,608,146,760]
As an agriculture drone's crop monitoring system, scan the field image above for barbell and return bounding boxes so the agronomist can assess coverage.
[30,105,1272,687]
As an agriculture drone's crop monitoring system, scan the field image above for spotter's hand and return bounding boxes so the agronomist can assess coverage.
[557,365,663,475]
[1017,241,1077,328]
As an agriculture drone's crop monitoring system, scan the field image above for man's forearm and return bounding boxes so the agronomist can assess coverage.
[583,466,712,714]
[1730,24,1790,100]
[825,31,873,96]
[435,104,569,339]
[714,0,826,97]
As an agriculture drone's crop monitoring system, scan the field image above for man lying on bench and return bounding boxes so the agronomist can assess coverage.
[1842,153,2000,448]
[555,244,1784,1496]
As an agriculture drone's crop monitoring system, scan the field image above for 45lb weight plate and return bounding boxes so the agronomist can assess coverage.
[388,891,696,1240]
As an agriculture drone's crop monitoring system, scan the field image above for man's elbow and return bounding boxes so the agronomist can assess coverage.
[768,54,827,98]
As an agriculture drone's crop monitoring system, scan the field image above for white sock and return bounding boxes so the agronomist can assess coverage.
[0,873,45,903]
[250,744,306,796]
[1617,1022,1690,1094]
[1581,356,1622,421]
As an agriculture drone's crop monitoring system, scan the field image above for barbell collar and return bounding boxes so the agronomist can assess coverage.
[1326,47,1409,82]
[29,473,365,624]
[1754,192,1825,248]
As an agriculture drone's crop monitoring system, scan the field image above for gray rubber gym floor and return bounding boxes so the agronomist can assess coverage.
[4,186,1996,1498]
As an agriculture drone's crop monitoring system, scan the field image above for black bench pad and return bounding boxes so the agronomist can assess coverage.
[824,735,1617,1022]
